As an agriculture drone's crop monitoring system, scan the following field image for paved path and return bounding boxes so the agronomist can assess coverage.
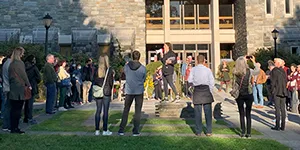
[215,89,300,150]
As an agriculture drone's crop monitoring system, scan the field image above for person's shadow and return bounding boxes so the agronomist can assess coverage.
[180,102,196,134]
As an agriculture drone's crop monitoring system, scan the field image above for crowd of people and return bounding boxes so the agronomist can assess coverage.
[0,43,298,137]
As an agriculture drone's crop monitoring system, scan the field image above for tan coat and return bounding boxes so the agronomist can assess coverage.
[251,69,267,84]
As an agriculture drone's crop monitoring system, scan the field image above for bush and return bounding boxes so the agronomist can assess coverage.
[253,48,300,71]
[0,43,45,70]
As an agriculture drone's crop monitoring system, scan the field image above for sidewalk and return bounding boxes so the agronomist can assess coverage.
[215,89,300,150]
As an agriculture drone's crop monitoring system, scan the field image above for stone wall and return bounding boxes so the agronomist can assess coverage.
[244,0,300,55]
[234,0,247,59]
[0,0,146,62]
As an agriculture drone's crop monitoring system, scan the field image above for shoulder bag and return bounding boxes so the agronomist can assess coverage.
[230,75,245,99]
[93,68,109,98]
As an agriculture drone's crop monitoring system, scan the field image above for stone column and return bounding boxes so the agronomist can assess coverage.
[210,0,221,76]
[164,0,170,42]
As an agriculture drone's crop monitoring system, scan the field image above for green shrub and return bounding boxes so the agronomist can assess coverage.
[253,48,300,71]
[0,43,45,70]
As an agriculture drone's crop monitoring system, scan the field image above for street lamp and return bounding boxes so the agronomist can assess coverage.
[43,13,53,56]
[272,29,279,58]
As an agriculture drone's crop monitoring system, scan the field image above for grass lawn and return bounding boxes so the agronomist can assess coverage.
[30,111,262,135]
[0,134,289,150]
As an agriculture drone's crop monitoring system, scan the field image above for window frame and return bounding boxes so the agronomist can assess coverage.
[265,0,273,17]
[290,46,300,55]
[284,0,293,17]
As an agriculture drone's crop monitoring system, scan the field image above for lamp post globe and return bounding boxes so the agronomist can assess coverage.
[272,29,279,58]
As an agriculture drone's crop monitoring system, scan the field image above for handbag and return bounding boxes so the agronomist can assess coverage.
[230,75,244,99]
[14,72,32,100]
[61,78,71,86]
[93,68,109,98]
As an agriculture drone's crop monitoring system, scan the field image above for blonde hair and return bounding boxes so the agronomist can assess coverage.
[98,55,110,78]
[11,47,25,62]
[233,56,248,76]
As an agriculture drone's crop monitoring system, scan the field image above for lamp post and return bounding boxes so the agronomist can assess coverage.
[272,29,279,58]
[43,13,53,56]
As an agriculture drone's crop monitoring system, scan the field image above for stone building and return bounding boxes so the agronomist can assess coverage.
[0,0,299,74]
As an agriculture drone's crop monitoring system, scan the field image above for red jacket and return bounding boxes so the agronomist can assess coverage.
[289,71,300,91]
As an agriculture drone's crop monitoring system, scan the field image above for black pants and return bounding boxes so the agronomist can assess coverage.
[162,74,178,98]
[154,81,162,100]
[184,81,192,98]
[274,96,286,129]
[95,96,111,131]
[10,100,25,131]
[119,94,143,134]
[236,94,253,135]
[24,93,35,121]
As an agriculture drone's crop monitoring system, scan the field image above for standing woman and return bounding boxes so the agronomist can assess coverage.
[232,56,260,138]
[218,60,230,92]
[94,55,114,136]
[24,55,41,124]
[9,47,32,134]
[57,60,70,111]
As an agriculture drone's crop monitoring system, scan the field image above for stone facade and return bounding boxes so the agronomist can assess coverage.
[0,0,146,62]
[235,0,300,56]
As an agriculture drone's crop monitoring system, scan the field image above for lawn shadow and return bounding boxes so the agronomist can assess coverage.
[129,111,149,133]
[180,102,196,134]
[224,98,236,106]
[287,113,300,125]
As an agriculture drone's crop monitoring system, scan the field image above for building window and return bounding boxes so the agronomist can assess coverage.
[266,0,271,14]
[146,0,163,30]
[285,0,290,14]
[290,46,299,55]
[285,0,293,16]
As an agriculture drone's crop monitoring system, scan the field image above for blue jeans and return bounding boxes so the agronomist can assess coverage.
[45,83,56,113]
[194,103,212,134]
[95,96,111,131]
[252,84,264,106]
[2,92,10,129]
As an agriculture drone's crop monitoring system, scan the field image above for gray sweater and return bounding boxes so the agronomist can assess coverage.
[124,61,146,95]
[2,58,11,92]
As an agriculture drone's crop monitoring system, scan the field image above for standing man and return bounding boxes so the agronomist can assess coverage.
[188,55,214,136]
[118,51,146,136]
[270,58,288,131]
[2,53,12,132]
[43,54,57,114]
[157,42,180,102]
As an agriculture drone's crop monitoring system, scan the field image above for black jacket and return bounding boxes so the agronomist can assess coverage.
[82,65,94,82]
[158,50,177,76]
[25,62,41,95]
[94,67,114,96]
[270,67,288,97]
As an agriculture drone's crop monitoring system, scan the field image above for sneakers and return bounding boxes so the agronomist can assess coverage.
[133,133,141,136]
[58,107,68,111]
[2,128,11,132]
[102,130,112,136]
[11,129,25,134]
[28,119,38,125]
[95,130,100,136]
[118,132,125,136]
